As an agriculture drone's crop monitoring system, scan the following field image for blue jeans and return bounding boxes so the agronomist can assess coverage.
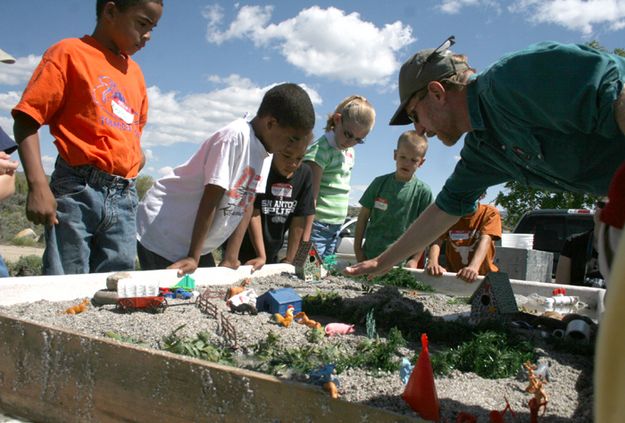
[310,220,342,259]
[43,157,138,275]
[0,255,8,277]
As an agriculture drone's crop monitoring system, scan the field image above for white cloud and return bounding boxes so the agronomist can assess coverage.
[438,0,501,14]
[510,0,625,35]
[143,77,322,147]
[143,148,155,162]
[158,166,173,176]
[0,91,23,113]
[0,55,40,86]
[204,5,414,86]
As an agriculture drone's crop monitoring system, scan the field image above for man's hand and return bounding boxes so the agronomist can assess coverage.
[343,257,392,279]
[168,257,198,276]
[26,183,59,226]
[426,262,447,276]
[456,266,479,283]
[244,257,266,272]
[219,257,241,270]
[0,152,18,175]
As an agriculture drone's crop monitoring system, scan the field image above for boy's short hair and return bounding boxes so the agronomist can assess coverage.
[96,0,163,20]
[257,83,315,131]
[397,130,428,157]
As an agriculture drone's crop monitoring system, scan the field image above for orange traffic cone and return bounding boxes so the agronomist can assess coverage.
[402,333,440,421]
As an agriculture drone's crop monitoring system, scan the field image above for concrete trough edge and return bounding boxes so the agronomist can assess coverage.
[0,314,424,423]
[401,268,605,317]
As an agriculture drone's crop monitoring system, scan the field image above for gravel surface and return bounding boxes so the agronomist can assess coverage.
[0,273,593,422]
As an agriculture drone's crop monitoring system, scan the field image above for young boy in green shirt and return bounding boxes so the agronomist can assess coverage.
[354,131,432,268]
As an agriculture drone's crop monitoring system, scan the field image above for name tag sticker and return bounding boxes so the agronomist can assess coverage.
[374,197,388,211]
[271,183,293,198]
[449,230,469,241]
[111,98,134,124]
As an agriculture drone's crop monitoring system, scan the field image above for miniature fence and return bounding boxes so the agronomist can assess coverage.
[220,312,238,349]
[196,287,238,349]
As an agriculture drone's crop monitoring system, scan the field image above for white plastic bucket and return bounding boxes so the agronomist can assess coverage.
[501,233,534,249]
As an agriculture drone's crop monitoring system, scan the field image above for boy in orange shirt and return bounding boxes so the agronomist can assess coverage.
[426,198,502,283]
[12,0,163,275]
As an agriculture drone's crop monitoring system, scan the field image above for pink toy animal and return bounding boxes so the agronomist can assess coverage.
[325,323,355,336]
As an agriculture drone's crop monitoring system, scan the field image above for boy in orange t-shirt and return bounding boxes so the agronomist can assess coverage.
[12,0,163,275]
[426,202,502,283]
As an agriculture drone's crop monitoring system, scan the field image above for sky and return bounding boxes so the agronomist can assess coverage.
[1,0,625,206]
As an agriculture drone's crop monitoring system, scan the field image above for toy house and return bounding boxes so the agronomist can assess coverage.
[469,272,518,323]
[174,274,195,291]
[256,287,302,315]
[293,241,323,281]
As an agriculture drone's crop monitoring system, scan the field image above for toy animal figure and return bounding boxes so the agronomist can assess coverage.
[309,364,341,398]
[65,298,89,315]
[527,377,548,421]
[323,381,339,399]
[525,361,548,422]
[229,302,258,315]
[294,311,321,329]
[455,412,477,423]
[456,398,515,423]
[224,278,251,301]
[488,398,516,423]
[324,323,355,336]
[273,305,295,327]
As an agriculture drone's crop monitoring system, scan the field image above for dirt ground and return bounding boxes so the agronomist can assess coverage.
[0,245,44,262]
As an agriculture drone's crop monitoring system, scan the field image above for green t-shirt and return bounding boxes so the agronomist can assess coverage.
[304,133,355,224]
[359,172,433,259]
[436,41,625,217]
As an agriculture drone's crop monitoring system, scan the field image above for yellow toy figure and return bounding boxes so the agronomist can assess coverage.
[273,305,295,328]
[323,381,339,399]
[524,361,548,422]
[65,298,89,315]
[294,311,322,329]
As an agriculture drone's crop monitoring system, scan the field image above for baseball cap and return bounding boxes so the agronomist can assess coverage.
[0,127,18,154]
[389,36,470,126]
[0,48,16,64]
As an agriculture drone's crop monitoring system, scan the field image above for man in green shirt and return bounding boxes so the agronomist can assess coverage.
[345,37,625,278]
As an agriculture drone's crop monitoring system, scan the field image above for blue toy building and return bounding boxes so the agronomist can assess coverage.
[256,288,302,315]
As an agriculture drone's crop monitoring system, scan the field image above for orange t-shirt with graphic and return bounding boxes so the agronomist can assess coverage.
[441,203,502,275]
[12,36,147,178]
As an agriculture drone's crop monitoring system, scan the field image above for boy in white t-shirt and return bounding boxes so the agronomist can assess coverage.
[136,83,315,275]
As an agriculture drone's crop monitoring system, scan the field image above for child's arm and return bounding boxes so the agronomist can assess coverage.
[0,152,18,201]
[0,174,15,202]
[405,250,425,269]
[456,234,492,283]
[13,112,59,226]
[220,204,258,270]
[354,207,370,263]
[306,161,323,207]
[345,204,459,278]
[244,208,267,270]
[169,183,224,276]
[283,215,313,263]
[0,151,18,175]
[426,239,447,276]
